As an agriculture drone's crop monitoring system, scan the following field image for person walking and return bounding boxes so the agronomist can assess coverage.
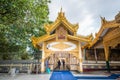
[45,59,50,73]
[62,59,65,69]
[57,60,61,70]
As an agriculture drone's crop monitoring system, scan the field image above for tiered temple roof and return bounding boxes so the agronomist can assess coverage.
[31,9,93,49]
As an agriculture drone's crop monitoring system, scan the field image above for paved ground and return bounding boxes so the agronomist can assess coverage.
[0,71,120,80]
[0,73,51,80]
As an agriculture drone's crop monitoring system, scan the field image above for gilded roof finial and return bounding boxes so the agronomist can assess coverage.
[60,7,62,12]
[57,7,64,19]
[100,16,107,25]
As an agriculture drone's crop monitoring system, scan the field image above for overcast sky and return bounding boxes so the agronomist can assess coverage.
[48,0,120,36]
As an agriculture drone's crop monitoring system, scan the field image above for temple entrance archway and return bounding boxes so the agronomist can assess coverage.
[46,51,79,71]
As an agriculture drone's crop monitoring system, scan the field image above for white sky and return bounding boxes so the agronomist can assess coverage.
[48,0,120,36]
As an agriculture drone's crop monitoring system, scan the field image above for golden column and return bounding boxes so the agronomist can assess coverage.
[103,42,110,73]
[41,42,45,73]
[78,41,83,73]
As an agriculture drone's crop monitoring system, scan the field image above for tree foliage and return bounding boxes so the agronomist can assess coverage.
[0,0,50,60]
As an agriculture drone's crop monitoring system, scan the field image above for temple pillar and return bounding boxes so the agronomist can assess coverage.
[103,42,110,73]
[41,42,45,73]
[94,48,98,63]
[83,49,86,61]
[78,42,83,73]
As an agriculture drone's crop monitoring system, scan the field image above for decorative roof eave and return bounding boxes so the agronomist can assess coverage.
[95,19,120,40]
[100,16,120,28]
[77,33,94,40]
[89,38,99,48]
[82,43,90,49]
[103,20,120,28]
[45,20,74,33]
[88,17,120,48]
[31,34,56,48]
[67,34,92,42]
[44,10,79,34]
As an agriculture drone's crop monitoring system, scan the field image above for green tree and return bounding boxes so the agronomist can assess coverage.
[0,0,51,60]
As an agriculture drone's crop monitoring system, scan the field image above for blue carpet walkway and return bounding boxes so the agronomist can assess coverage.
[50,70,120,80]
[75,74,120,80]
[50,70,77,80]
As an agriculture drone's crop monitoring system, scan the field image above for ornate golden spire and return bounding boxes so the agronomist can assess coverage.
[57,7,65,20]
[60,7,62,12]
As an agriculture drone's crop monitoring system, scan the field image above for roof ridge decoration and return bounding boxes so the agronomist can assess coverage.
[100,16,120,29]
[100,16,108,26]
[115,11,120,23]
[44,8,79,35]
